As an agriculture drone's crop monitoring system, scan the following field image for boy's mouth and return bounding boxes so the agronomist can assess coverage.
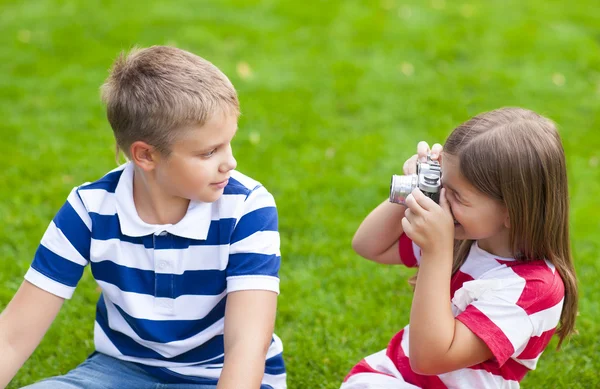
[211,178,229,188]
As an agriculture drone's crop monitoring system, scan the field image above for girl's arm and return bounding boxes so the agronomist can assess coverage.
[410,249,493,374]
[218,290,277,389]
[403,189,493,374]
[353,142,443,265]
[0,281,65,388]
[352,200,407,264]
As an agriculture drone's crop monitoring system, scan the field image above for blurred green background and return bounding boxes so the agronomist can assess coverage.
[1,0,599,388]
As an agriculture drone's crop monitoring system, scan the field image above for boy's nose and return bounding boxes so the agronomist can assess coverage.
[220,153,237,172]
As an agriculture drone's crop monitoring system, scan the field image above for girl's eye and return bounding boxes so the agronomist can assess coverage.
[448,190,461,204]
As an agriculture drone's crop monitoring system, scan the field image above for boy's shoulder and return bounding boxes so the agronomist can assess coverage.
[67,164,128,216]
[224,170,267,199]
[77,164,128,194]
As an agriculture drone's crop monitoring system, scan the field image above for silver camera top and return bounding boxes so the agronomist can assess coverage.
[389,154,442,205]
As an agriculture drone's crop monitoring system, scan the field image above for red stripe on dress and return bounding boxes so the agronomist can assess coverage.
[343,359,395,382]
[457,305,514,365]
[386,330,449,389]
[450,270,474,299]
[399,233,418,267]
[516,329,555,360]
[468,358,530,382]
[496,259,564,315]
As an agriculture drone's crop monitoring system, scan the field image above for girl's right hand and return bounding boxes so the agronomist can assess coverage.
[402,141,443,175]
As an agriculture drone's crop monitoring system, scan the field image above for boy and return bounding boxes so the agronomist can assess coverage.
[0,46,286,389]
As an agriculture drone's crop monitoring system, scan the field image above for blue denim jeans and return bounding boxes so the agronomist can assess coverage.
[20,353,217,389]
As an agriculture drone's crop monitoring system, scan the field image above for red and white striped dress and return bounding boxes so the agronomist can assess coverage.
[341,233,565,389]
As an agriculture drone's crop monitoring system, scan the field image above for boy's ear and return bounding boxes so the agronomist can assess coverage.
[130,141,158,171]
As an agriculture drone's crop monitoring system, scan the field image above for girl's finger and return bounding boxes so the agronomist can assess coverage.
[405,193,423,215]
[401,217,412,237]
[411,188,437,211]
[431,143,443,160]
[439,188,452,214]
[404,208,413,223]
[403,154,418,175]
[417,141,430,162]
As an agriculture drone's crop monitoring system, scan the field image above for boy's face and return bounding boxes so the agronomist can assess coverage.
[153,113,238,203]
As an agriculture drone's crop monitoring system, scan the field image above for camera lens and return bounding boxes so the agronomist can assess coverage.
[390,174,418,205]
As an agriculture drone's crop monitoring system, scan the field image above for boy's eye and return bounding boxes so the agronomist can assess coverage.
[201,148,217,157]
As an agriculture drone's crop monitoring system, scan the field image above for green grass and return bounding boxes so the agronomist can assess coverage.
[1,0,599,387]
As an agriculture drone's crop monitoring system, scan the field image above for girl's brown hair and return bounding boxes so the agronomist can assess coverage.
[441,107,577,347]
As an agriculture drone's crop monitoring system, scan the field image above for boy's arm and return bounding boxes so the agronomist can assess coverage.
[221,183,282,388]
[0,281,65,388]
[217,290,277,389]
[0,186,91,387]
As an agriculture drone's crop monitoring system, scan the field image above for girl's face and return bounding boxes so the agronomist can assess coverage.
[441,154,511,257]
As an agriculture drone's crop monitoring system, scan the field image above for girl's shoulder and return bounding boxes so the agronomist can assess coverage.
[462,257,564,314]
[463,242,563,288]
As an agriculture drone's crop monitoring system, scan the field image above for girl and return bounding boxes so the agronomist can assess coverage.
[341,107,578,388]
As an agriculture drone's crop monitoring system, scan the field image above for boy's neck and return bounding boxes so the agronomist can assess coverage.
[132,168,190,226]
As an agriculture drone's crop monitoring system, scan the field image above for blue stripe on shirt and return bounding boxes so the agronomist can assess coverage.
[88,213,144,244]
[265,352,286,375]
[113,296,227,343]
[79,169,123,193]
[227,253,280,278]
[97,296,225,363]
[91,261,226,297]
[223,177,252,196]
[53,199,91,260]
[89,213,236,246]
[31,245,86,287]
[231,207,278,244]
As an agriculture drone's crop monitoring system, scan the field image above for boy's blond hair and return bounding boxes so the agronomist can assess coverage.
[101,46,240,158]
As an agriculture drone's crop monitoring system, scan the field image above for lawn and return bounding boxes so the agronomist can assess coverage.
[1,0,599,388]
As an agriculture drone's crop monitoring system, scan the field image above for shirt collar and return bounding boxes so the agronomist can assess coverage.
[114,163,212,240]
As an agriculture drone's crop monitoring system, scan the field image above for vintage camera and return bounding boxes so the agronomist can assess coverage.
[389,155,441,205]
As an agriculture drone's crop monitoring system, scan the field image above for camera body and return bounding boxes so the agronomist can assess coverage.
[389,155,441,205]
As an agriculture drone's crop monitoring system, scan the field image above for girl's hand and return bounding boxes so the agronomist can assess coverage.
[402,141,443,175]
[402,187,454,256]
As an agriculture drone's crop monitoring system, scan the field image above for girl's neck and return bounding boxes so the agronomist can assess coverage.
[132,168,189,225]
[477,227,513,258]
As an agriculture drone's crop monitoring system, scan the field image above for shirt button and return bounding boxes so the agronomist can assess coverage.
[158,261,167,270]
[158,231,167,236]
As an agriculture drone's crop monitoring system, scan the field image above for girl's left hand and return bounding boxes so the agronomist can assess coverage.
[402,188,454,256]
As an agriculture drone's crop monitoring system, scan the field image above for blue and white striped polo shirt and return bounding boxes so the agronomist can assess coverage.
[25,162,286,388]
